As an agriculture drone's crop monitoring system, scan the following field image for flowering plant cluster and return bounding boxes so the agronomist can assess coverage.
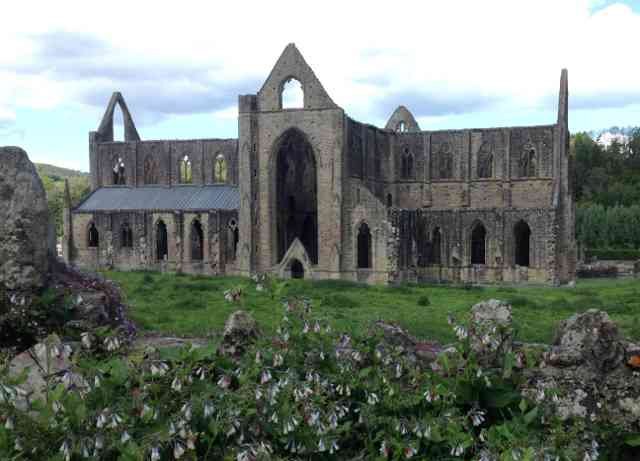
[0,290,624,460]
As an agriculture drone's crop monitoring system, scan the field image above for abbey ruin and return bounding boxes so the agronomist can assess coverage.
[62,44,576,285]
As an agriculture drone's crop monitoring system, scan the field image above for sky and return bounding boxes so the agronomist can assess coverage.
[1,0,639,171]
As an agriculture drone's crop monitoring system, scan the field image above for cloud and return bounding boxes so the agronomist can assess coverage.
[376,89,504,119]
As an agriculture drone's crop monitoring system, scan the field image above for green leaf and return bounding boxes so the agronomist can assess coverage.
[523,406,539,425]
[625,434,640,447]
[518,399,528,413]
[359,367,372,379]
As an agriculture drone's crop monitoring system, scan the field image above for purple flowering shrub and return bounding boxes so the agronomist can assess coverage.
[0,291,617,460]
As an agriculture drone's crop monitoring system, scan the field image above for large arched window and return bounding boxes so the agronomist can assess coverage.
[88,223,99,248]
[436,143,453,179]
[156,220,168,261]
[112,157,126,185]
[281,78,304,109]
[357,222,372,269]
[143,156,159,185]
[431,227,442,265]
[514,220,532,267]
[191,219,204,261]
[397,121,407,132]
[120,222,133,248]
[179,155,192,184]
[471,223,487,265]
[214,154,227,183]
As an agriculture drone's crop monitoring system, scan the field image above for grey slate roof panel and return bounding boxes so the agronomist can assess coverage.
[74,186,239,212]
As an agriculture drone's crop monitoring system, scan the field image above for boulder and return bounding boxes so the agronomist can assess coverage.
[521,309,640,431]
[371,320,444,364]
[0,146,50,290]
[218,310,260,357]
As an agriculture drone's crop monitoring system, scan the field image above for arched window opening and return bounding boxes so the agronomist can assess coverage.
[144,156,159,184]
[291,259,304,279]
[191,219,204,261]
[156,220,168,261]
[112,157,126,185]
[179,155,192,184]
[276,129,318,264]
[228,220,239,261]
[88,223,99,248]
[397,121,407,132]
[281,78,304,109]
[477,142,493,178]
[514,220,532,267]
[471,223,487,265]
[431,227,442,265]
[357,222,372,269]
[387,193,393,208]
[214,154,227,183]
[121,222,133,248]
[113,103,124,142]
[520,147,536,177]
[406,154,414,179]
[437,143,453,179]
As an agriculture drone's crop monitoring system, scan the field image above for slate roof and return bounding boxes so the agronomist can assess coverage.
[74,185,239,212]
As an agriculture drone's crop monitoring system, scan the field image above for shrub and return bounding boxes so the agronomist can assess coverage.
[2,294,629,460]
[320,293,360,309]
[417,295,431,307]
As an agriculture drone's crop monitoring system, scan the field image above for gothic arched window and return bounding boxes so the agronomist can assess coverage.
[520,147,536,177]
[112,157,126,185]
[281,78,304,109]
[156,220,168,261]
[120,222,133,248]
[143,156,159,185]
[514,220,532,267]
[471,223,487,265]
[88,223,99,248]
[191,219,204,261]
[214,154,227,183]
[357,222,372,269]
[179,155,192,184]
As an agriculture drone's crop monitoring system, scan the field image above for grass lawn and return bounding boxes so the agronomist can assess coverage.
[104,270,640,344]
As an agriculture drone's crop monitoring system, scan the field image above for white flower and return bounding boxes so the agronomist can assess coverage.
[454,325,468,340]
[424,388,439,403]
[204,401,214,418]
[181,403,192,420]
[450,444,464,456]
[95,434,104,450]
[217,375,231,389]
[121,431,131,443]
[330,440,339,454]
[14,438,22,451]
[469,408,486,427]
[150,362,169,377]
[171,377,182,392]
[81,332,93,349]
[367,392,379,405]
[395,363,402,378]
[60,440,71,461]
[260,369,272,384]
[380,440,391,458]
[96,411,107,428]
[151,446,161,461]
[256,283,264,292]
[4,416,14,430]
[318,438,326,452]
[174,441,185,459]
[273,353,284,367]
[94,375,101,388]
[104,336,121,352]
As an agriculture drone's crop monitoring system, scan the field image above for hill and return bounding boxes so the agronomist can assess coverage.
[35,163,91,237]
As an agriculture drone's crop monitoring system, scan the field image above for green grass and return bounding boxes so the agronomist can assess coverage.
[104,271,640,344]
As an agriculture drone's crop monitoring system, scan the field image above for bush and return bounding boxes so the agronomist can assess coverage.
[320,293,360,309]
[586,248,640,261]
[417,295,431,307]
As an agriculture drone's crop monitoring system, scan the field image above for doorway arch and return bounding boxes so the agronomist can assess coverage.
[275,128,318,264]
[291,259,304,279]
[514,220,532,267]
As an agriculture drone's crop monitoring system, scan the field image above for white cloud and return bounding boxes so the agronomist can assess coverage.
[0,0,639,130]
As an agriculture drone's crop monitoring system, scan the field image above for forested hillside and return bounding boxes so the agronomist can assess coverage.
[35,163,90,237]
[574,127,640,258]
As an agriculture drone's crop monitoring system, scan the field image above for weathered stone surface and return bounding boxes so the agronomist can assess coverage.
[521,309,640,431]
[0,146,50,290]
[372,320,443,364]
[218,310,260,357]
[8,334,88,407]
[469,299,513,365]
